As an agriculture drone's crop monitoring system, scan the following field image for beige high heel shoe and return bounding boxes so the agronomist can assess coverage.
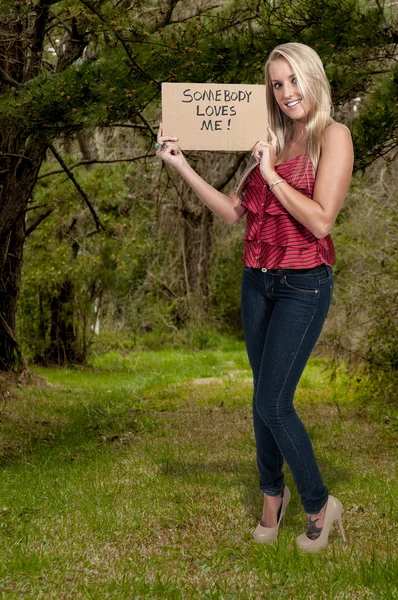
[253,485,291,543]
[295,495,347,552]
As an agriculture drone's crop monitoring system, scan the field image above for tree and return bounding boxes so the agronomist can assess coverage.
[0,0,397,368]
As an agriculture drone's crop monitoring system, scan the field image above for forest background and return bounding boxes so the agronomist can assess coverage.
[0,1,397,597]
[0,0,397,413]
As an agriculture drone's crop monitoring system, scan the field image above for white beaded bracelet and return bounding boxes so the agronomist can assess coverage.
[269,179,285,191]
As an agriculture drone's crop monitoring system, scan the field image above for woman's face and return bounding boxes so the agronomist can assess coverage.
[268,57,309,122]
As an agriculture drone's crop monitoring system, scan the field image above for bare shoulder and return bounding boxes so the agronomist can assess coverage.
[319,122,354,169]
[322,121,353,147]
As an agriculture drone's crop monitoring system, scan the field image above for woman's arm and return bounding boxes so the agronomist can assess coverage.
[259,123,354,239]
[156,124,247,226]
[175,160,247,225]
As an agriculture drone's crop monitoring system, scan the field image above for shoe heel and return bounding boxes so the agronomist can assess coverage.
[336,514,347,543]
[296,495,346,552]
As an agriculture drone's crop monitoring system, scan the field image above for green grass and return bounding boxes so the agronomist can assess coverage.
[0,345,396,599]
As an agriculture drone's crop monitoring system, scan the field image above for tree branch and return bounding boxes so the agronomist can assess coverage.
[25,206,55,237]
[55,16,89,73]
[48,10,73,37]
[106,122,158,130]
[0,67,22,89]
[154,4,222,30]
[137,112,157,140]
[26,1,50,81]
[48,143,105,232]
[149,0,180,32]
[26,203,48,211]
[38,153,157,179]
[0,153,33,164]
[213,153,248,191]
[79,0,160,89]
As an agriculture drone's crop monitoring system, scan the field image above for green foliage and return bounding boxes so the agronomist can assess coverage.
[352,62,398,170]
[18,159,152,363]
[322,156,398,411]
[353,366,397,428]
[1,0,397,171]
[3,0,397,390]
[1,48,154,140]
[19,151,247,360]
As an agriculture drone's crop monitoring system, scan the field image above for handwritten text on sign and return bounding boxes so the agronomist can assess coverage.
[161,83,268,151]
[182,88,252,131]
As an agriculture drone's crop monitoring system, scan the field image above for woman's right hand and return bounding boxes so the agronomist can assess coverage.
[155,122,186,170]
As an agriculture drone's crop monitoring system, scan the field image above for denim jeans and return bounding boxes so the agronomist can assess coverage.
[241,263,334,514]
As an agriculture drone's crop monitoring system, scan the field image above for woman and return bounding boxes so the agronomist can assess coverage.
[155,42,354,552]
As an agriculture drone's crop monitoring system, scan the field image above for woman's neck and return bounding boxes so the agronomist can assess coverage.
[291,121,307,144]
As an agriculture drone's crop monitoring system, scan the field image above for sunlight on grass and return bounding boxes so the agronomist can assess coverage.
[0,348,396,599]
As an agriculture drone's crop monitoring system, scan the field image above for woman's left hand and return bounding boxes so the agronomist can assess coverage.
[252,126,279,182]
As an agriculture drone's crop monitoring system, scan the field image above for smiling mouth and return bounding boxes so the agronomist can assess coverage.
[285,99,302,107]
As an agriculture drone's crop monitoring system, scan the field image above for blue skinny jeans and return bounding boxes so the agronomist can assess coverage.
[241,263,334,514]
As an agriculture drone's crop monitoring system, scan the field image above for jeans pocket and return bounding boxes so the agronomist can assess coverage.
[283,274,320,294]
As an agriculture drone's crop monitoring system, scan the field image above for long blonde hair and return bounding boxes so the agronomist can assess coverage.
[265,42,333,174]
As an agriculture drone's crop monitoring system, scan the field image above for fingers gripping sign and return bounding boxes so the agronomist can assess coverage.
[155,122,186,169]
[253,127,278,160]
[252,126,279,181]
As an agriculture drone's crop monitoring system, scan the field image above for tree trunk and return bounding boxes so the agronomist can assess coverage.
[45,279,79,366]
[0,137,47,370]
[179,151,246,321]
[0,5,88,371]
[77,130,99,168]
[181,204,213,321]
[0,214,25,370]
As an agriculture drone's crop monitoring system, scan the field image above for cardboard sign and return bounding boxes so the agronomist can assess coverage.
[161,83,268,151]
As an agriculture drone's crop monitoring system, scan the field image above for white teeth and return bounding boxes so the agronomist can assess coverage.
[286,99,301,107]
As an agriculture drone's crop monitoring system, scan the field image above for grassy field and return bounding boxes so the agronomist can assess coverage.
[0,342,396,599]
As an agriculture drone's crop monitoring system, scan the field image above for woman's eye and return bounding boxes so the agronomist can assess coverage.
[292,77,297,84]
[274,82,281,89]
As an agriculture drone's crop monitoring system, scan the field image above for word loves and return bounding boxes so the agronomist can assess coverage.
[196,105,236,117]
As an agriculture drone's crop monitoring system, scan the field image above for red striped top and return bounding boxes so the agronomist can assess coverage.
[240,153,335,268]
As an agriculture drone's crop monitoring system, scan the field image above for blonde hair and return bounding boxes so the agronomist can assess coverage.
[265,42,333,174]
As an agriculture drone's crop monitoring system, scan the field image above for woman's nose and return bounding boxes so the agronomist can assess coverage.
[283,82,295,98]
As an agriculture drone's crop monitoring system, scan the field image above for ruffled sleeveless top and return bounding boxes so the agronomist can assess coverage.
[240,153,335,268]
